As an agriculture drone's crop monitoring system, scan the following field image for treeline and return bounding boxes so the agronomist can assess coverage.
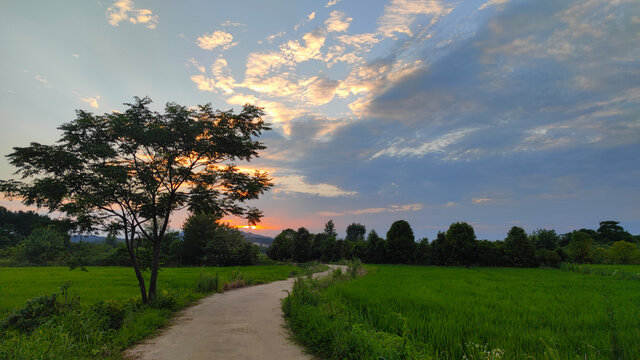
[0,207,261,267]
[268,219,640,267]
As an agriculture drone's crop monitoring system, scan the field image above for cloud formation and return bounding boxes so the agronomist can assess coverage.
[106,0,158,29]
[274,175,357,197]
[79,95,100,108]
[196,30,235,50]
[317,203,423,217]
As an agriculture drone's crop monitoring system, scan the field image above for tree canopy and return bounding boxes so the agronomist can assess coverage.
[1,97,272,302]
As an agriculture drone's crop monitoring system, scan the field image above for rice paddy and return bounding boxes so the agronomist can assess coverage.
[285,265,640,359]
[0,265,298,315]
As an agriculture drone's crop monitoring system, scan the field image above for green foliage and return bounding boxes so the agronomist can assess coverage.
[267,228,296,261]
[0,265,300,358]
[598,221,634,245]
[323,220,338,239]
[18,226,67,265]
[607,241,640,264]
[561,263,640,281]
[292,227,312,262]
[1,97,272,303]
[182,213,218,265]
[532,229,559,250]
[569,231,594,263]
[385,220,416,264]
[445,222,478,266]
[195,272,220,293]
[285,265,640,360]
[536,248,561,267]
[283,264,430,360]
[504,226,537,267]
[345,223,366,242]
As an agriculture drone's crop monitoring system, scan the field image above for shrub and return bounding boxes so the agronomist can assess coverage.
[195,272,220,294]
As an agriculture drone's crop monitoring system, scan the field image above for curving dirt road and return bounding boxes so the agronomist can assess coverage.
[125,266,339,360]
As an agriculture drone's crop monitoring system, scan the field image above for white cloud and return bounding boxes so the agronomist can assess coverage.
[189,59,238,95]
[281,30,326,63]
[371,127,479,159]
[337,33,380,49]
[294,11,316,30]
[274,175,357,197]
[325,0,342,7]
[72,54,79,58]
[79,95,101,108]
[220,20,244,27]
[377,0,453,37]
[472,198,492,204]
[106,0,158,29]
[478,0,510,11]
[187,58,205,73]
[33,74,52,88]
[317,203,423,216]
[325,11,352,32]
[265,31,286,43]
[196,30,235,50]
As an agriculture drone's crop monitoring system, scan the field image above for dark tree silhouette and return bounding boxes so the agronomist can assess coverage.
[345,223,366,242]
[1,97,272,303]
[385,220,415,263]
[504,226,537,267]
[446,222,477,266]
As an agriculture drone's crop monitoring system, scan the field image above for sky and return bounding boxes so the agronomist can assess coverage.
[1,0,639,240]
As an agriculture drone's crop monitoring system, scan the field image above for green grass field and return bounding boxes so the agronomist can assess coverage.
[285,265,640,359]
[0,265,298,315]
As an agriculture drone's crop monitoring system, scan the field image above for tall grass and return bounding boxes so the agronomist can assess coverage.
[561,263,640,280]
[284,265,640,359]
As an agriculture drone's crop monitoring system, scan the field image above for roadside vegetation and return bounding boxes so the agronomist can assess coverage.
[0,264,320,359]
[284,264,640,360]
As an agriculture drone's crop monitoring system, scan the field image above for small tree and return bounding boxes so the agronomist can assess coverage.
[364,230,385,263]
[386,220,415,264]
[568,231,593,263]
[504,226,537,267]
[182,213,219,265]
[323,220,338,238]
[292,227,312,262]
[1,97,272,303]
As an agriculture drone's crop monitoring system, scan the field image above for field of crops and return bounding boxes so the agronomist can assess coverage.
[285,265,640,359]
[0,265,298,315]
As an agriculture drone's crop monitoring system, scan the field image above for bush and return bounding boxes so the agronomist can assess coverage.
[195,272,220,294]
[0,282,77,334]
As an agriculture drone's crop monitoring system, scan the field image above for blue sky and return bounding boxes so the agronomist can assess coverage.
[1,0,639,239]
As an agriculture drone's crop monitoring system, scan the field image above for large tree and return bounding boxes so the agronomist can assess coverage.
[445,222,478,266]
[345,223,366,242]
[504,226,537,267]
[1,97,272,302]
[386,220,415,264]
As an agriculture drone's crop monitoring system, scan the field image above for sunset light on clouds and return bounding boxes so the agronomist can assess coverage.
[1,0,639,239]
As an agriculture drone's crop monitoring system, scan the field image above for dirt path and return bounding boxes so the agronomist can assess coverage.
[125,266,341,360]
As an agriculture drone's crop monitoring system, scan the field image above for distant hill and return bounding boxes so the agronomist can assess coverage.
[71,232,273,247]
[71,234,109,243]
[241,231,274,247]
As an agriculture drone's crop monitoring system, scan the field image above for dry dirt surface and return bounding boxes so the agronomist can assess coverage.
[124,266,340,360]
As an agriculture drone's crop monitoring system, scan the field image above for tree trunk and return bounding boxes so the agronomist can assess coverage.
[147,238,161,302]
[125,227,148,304]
